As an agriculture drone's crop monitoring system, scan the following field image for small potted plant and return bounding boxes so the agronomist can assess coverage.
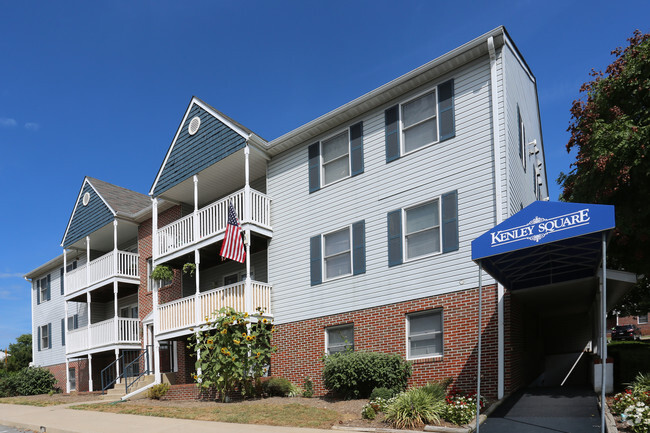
[183,262,196,277]
[151,264,173,282]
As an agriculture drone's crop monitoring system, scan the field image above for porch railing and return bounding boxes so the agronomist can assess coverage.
[156,188,271,258]
[66,250,139,296]
[158,281,273,334]
[67,317,140,354]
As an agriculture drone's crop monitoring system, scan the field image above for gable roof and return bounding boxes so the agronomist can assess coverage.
[149,97,266,197]
[61,177,150,248]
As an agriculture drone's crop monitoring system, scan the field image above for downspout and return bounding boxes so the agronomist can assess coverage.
[487,35,506,400]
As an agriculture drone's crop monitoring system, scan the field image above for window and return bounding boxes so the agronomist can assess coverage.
[385,79,454,163]
[68,368,76,391]
[66,260,78,272]
[326,324,354,354]
[120,305,138,319]
[388,191,458,267]
[322,130,350,186]
[308,122,364,193]
[404,199,441,260]
[146,259,153,292]
[407,310,443,359]
[67,314,79,330]
[38,324,51,351]
[639,314,648,325]
[518,105,527,171]
[323,227,352,280]
[37,275,50,303]
[310,221,365,286]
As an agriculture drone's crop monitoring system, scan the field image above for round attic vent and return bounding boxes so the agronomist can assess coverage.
[82,192,90,206]
[188,116,201,135]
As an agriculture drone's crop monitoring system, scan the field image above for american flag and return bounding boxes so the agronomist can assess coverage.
[220,201,246,263]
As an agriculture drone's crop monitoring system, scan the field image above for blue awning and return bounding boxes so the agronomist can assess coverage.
[471,201,615,291]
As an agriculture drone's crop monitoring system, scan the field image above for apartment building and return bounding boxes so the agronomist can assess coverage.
[26,26,547,399]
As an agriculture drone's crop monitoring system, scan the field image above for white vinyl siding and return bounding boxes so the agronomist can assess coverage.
[407,310,443,359]
[268,55,498,324]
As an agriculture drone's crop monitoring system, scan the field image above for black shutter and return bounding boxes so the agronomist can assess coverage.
[350,121,364,176]
[385,105,400,163]
[46,274,51,301]
[310,235,322,285]
[352,221,366,275]
[36,279,40,305]
[61,318,65,346]
[48,323,52,349]
[517,106,522,161]
[438,79,455,141]
[441,190,459,253]
[37,326,41,351]
[308,142,321,193]
[74,314,79,329]
[60,268,64,295]
[387,210,403,267]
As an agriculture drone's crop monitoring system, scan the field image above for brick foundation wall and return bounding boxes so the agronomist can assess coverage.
[163,383,217,401]
[270,285,499,398]
[45,359,89,392]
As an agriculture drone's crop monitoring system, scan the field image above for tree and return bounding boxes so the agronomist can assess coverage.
[6,334,32,372]
[558,30,650,315]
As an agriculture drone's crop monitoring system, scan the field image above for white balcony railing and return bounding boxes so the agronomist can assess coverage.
[67,317,140,354]
[156,188,271,258]
[66,250,139,296]
[158,281,272,334]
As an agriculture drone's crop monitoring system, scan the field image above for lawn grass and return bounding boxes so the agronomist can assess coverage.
[71,402,342,429]
[0,397,63,407]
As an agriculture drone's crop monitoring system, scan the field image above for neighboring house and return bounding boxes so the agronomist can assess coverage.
[26,26,549,399]
[608,313,650,336]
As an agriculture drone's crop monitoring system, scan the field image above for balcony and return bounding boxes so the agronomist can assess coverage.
[66,250,139,296]
[157,281,272,334]
[155,188,271,259]
[67,317,140,354]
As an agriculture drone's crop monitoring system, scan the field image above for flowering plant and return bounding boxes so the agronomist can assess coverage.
[443,392,484,426]
[188,306,275,401]
[624,400,650,433]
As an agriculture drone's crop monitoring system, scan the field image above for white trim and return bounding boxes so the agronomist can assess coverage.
[402,197,442,263]
[406,309,444,360]
[321,225,353,282]
[399,87,440,157]
[320,128,352,188]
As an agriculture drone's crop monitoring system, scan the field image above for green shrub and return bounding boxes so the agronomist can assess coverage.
[361,403,377,420]
[0,367,57,397]
[421,378,451,401]
[322,351,411,399]
[385,388,445,429]
[263,377,293,397]
[370,387,395,400]
[147,383,170,400]
[302,377,314,398]
[632,372,650,393]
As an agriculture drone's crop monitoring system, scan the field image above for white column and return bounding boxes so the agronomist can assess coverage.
[63,249,68,297]
[86,236,91,285]
[244,146,251,223]
[244,146,252,314]
[193,175,199,243]
[88,354,93,392]
[152,198,158,260]
[113,220,119,275]
[64,248,69,357]
[65,359,70,393]
[115,348,121,384]
[152,276,161,383]
[86,292,92,349]
[113,281,119,345]
[194,249,201,324]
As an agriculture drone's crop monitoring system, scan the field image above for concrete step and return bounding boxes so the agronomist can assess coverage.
[98,375,155,401]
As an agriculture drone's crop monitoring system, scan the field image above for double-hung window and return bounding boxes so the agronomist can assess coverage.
[322,131,350,186]
[639,314,649,325]
[407,310,443,359]
[385,79,455,162]
[37,275,50,304]
[38,323,51,351]
[308,122,364,193]
[404,199,441,260]
[310,221,366,286]
[323,227,352,280]
[326,324,354,354]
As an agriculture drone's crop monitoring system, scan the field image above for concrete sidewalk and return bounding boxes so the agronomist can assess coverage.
[0,403,336,433]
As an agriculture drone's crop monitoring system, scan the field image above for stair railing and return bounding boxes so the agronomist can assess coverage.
[123,345,152,394]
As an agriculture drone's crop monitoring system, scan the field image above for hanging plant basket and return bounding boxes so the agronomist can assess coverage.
[151,265,173,282]
[183,263,196,277]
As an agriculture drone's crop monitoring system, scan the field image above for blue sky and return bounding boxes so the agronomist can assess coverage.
[0,1,647,350]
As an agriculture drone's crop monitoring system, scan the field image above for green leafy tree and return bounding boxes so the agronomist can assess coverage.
[6,334,32,372]
[188,307,275,401]
[558,31,650,315]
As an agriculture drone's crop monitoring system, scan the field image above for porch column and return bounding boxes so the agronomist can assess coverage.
[193,175,199,243]
[64,298,69,355]
[113,281,119,346]
[194,249,201,324]
[152,198,158,260]
[113,220,119,275]
[115,348,120,385]
[88,353,93,392]
[63,249,67,296]
[244,146,251,223]
[152,275,161,383]
[86,236,90,285]
[600,233,608,433]
[244,146,252,314]
[65,359,70,393]
[86,292,92,349]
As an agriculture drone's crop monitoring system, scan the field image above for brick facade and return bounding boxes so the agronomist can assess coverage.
[608,313,650,336]
[45,359,89,392]
[270,285,500,398]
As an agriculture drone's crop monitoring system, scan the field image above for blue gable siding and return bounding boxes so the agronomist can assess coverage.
[153,104,247,196]
[63,182,114,248]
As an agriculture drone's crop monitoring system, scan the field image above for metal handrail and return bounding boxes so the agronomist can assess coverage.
[124,345,152,394]
[100,346,151,394]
